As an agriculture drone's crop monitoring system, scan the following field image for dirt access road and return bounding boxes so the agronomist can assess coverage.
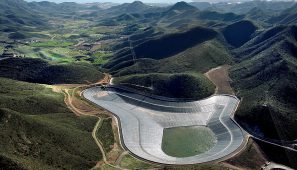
[204,65,235,95]
[51,74,128,169]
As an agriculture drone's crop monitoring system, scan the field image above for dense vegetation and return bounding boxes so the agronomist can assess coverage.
[104,26,219,73]
[0,0,47,32]
[105,30,233,77]
[114,73,215,99]
[0,58,104,84]
[231,25,297,141]
[256,139,297,169]
[222,20,257,47]
[0,78,101,170]
[132,27,217,60]
[96,118,114,152]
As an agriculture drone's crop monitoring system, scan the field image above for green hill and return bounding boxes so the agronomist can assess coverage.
[167,1,197,12]
[158,6,243,30]
[102,1,160,16]
[233,25,292,60]
[245,7,273,24]
[268,4,297,25]
[211,0,295,15]
[222,20,257,47]
[0,58,104,84]
[110,39,232,77]
[189,2,212,10]
[28,1,87,15]
[104,26,219,74]
[114,73,215,99]
[0,78,101,170]
[197,11,244,22]
[102,24,233,81]
[8,32,27,39]
[230,25,297,141]
[133,26,217,59]
[0,0,47,32]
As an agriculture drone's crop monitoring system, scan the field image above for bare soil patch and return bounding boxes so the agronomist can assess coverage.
[204,65,234,95]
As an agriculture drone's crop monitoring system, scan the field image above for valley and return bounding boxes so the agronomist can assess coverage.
[1,0,297,169]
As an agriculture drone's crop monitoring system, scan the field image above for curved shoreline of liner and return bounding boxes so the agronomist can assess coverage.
[83,86,244,164]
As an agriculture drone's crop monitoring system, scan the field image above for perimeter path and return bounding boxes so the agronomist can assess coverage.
[83,86,245,165]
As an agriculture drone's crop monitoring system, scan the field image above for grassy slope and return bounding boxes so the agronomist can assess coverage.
[111,39,233,76]
[230,25,297,141]
[104,26,227,75]
[119,155,153,169]
[0,0,50,42]
[222,20,257,48]
[40,63,103,84]
[268,4,297,25]
[92,52,111,65]
[16,45,105,64]
[133,26,217,60]
[114,73,215,99]
[0,78,101,170]
[0,58,104,84]
[96,118,114,152]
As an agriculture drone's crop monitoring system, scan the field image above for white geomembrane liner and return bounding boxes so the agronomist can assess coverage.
[83,86,244,164]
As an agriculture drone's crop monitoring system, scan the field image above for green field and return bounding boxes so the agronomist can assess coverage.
[92,52,111,65]
[162,126,216,157]
[30,41,74,47]
[16,45,111,64]
[16,46,87,63]
[15,46,42,58]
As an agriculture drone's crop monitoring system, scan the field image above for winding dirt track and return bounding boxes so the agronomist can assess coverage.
[92,116,120,169]
[53,74,125,169]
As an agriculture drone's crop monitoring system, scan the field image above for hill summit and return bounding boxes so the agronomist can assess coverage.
[126,1,147,9]
[107,1,152,14]
[169,1,197,11]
